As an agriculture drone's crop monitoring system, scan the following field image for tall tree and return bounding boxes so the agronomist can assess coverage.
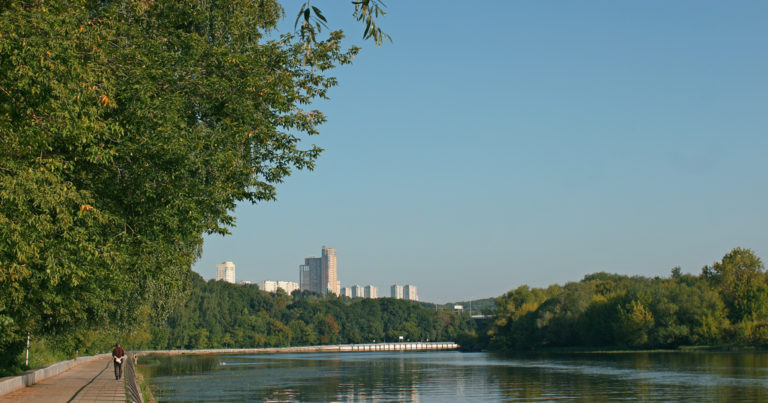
[0,0,368,372]
[702,248,767,323]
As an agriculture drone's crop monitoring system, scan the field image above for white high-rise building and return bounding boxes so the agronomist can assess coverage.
[351,285,364,298]
[404,284,418,301]
[259,280,299,294]
[216,261,236,284]
[364,285,378,299]
[322,246,340,296]
[391,284,404,299]
[340,287,352,297]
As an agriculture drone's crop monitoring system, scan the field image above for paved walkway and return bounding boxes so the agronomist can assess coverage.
[0,357,125,402]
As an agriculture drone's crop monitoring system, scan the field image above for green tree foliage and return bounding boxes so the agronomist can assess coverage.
[487,248,767,351]
[151,272,474,349]
[0,0,379,374]
[702,248,768,323]
[488,285,555,349]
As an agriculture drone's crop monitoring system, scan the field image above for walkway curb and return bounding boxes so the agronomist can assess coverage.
[0,353,110,396]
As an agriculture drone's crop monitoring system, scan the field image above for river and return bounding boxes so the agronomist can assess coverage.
[142,350,768,401]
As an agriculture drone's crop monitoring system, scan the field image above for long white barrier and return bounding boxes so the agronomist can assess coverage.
[144,342,458,356]
[0,353,110,397]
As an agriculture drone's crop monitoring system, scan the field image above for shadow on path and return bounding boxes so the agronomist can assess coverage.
[66,359,111,402]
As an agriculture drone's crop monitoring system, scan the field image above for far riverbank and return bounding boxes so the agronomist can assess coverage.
[137,341,458,357]
[485,344,768,355]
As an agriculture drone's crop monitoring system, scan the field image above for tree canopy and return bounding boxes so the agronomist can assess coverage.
[0,0,377,373]
[487,248,768,351]
[147,273,474,351]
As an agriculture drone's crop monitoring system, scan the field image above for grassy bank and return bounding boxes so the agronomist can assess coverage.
[4,337,97,376]
[135,362,157,403]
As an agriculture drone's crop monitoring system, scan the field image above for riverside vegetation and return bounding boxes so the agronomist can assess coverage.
[12,272,477,374]
[0,0,386,376]
[149,272,475,350]
[9,247,767,377]
[3,0,767,378]
[3,247,766,376]
[482,248,768,351]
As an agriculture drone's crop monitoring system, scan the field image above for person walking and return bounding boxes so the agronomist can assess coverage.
[112,343,126,380]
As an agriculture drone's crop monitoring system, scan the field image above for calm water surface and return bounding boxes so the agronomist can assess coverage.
[142,350,768,402]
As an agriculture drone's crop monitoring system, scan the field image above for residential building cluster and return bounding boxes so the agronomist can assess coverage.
[213,246,419,301]
[339,284,418,301]
[299,246,340,295]
[258,280,299,294]
[390,284,419,301]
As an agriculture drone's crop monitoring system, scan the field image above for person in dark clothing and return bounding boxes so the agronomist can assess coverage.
[112,343,126,380]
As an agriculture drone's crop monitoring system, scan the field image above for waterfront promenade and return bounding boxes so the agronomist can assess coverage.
[0,357,125,402]
[0,342,455,401]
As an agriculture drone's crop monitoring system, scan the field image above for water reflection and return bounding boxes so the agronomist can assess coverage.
[142,351,768,402]
[141,354,220,377]
[482,352,768,402]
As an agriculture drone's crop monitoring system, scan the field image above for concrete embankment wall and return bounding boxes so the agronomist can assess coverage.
[0,353,110,396]
[144,341,458,356]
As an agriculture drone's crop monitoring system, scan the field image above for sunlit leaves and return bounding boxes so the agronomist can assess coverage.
[1,0,358,373]
[353,0,392,46]
[702,248,767,322]
[294,0,388,66]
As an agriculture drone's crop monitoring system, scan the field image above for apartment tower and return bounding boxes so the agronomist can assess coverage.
[404,284,418,301]
[391,284,404,299]
[299,256,322,294]
[364,285,378,299]
[322,246,340,296]
[216,261,236,284]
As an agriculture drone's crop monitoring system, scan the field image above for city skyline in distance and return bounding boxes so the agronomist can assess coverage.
[208,246,424,302]
[192,1,768,303]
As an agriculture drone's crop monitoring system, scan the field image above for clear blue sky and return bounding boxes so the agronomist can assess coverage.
[193,1,768,303]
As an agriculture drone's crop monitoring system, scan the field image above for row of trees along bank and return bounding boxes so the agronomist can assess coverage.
[482,248,768,351]
[149,272,476,350]
[6,247,762,376]
[0,0,387,376]
[5,269,476,375]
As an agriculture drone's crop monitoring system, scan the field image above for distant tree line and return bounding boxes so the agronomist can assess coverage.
[482,248,768,351]
[3,270,475,376]
[6,247,762,376]
[144,273,476,350]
